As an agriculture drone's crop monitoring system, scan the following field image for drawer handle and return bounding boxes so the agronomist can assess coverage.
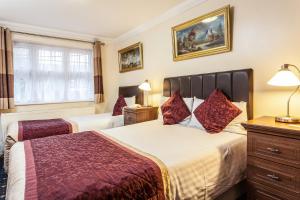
[266,147,280,154]
[266,174,280,181]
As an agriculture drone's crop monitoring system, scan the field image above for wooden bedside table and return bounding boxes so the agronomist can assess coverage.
[124,106,158,125]
[242,116,300,200]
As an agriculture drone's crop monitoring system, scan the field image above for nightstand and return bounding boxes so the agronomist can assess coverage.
[242,116,300,200]
[124,106,158,125]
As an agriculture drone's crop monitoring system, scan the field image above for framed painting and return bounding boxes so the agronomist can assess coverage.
[172,5,231,61]
[118,42,143,73]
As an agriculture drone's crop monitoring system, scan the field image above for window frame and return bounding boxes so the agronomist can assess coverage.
[13,41,95,105]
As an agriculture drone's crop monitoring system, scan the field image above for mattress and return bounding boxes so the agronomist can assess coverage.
[7,120,246,200]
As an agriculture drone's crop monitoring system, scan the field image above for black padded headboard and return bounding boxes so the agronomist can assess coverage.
[119,85,144,105]
[163,69,253,119]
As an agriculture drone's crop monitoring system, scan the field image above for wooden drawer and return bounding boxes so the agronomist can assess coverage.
[124,112,137,125]
[124,107,158,125]
[248,132,300,167]
[248,180,298,200]
[248,157,300,197]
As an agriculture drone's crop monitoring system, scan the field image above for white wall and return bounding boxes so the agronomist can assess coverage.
[102,0,300,118]
[97,44,120,113]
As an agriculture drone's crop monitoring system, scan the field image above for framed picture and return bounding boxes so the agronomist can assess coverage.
[118,42,143,73]
[172,5,231,61]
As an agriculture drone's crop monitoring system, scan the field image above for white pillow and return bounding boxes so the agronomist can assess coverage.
[158,96,193,124]
[187,97,205,129]
[179,97,193,126]
[158,96,168,121]
[231,102,248,124]
[223,101,248,134]
[124,96,135,107]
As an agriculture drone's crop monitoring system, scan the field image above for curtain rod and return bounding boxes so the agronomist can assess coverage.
[12,31,105,46]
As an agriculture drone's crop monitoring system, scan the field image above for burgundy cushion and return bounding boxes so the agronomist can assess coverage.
[112,96,127,116]
[161,91,191,125]
[193,89,242,133]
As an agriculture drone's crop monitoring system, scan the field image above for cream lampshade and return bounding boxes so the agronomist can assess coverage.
[268,68,300,86]
[138,80,151,91]
[139,80,151,106]
[268,64,300,123]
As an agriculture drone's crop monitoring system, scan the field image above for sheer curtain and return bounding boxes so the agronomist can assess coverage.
[13,42,94,105]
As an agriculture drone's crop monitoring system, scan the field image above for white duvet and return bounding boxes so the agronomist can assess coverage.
[7,120,246,200]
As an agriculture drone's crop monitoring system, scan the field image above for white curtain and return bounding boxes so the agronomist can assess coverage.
[13,42,94,105]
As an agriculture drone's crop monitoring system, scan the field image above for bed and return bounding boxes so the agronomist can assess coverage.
[6,69,253,200]
[3,85,144,172]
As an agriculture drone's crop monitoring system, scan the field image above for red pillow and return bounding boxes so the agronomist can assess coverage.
[161,91,191,125]
[193,89,241,133]
[112,96,127,116]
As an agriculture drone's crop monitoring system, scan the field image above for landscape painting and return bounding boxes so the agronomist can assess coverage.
[118,42,143,73]
[172,5,231,61]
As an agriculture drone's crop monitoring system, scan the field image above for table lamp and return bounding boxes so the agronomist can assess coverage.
[139,80,151,106]
[268,64,300,123]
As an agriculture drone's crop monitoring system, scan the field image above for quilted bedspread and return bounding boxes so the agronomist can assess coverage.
[23,131,168,200]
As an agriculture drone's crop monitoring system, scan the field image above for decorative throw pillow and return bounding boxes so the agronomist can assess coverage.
[161,91,191,125]
[112,96,127,116]
[159,96,193,125]
[193,89,242,133]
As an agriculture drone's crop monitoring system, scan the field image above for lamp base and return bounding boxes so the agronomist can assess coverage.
[275,116,300,123]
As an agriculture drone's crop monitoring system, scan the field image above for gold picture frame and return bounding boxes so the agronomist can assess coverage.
[172,5,231,61]
[118,42,143,73]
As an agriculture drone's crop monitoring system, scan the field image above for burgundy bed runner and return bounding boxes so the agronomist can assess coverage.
[24,131,165,200]
[18,118,72,141]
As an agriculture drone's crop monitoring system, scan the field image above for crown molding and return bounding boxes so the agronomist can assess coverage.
[0,20,114,44]
[0,0,208,44]
[114,0,208,43]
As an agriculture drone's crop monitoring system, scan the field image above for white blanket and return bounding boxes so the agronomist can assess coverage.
[7,120,246,200]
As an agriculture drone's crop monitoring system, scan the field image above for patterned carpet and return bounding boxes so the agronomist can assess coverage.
[0,156,7,200]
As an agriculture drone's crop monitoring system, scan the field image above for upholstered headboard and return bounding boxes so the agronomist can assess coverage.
[163,69,253,119]
[119,85,144,105]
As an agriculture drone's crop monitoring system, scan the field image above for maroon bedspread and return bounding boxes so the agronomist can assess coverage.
[18,118,72,141]
[24,131,165,200]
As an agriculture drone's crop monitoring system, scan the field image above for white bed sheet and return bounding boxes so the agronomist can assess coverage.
[68,113,124,132]
[7,120,246,200]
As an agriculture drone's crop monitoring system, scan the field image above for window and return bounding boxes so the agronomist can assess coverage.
[13,42,94,105]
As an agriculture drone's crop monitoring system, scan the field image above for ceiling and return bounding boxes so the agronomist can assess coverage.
[0,0,184,38]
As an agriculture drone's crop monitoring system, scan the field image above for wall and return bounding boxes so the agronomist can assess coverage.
[97,44,119,113]
[103,0,300,117]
